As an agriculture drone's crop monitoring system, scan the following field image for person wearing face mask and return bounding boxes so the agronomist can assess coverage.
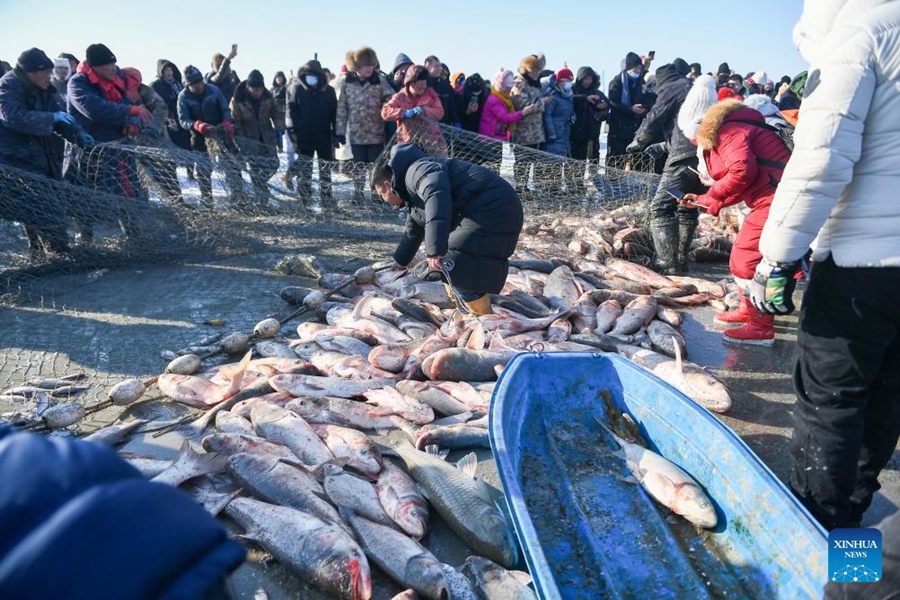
[458,73,488,134]
[543,67,576,157]
[336,47,396,203]
[231,69,283,205]
[381,65,447,157]
[286,60,337,208]
[0,47,92,257]
[607,51,651,164]
[628,60,703,274]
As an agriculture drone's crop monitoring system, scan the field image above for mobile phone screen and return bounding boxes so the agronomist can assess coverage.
[665,187,685,201]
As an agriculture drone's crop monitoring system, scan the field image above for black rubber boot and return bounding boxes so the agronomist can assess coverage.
[650,222,679,275]
[676,220,698,274]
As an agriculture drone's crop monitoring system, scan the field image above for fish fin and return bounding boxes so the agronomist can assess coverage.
[455,452,478,478]
[592,414,626,451]
[509,571,534,587]
[672,337,685,384]
[425,444,449,460]
[234,531,262,545]
[620,413,647,446]
[224,351,253,400]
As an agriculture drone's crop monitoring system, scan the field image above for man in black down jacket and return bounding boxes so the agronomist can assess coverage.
[607,52,651,164]
[424,56,459,126]
[371,143,523,316]
[286,60,337,205]
[0,48,91,256]
[628,62,701,274]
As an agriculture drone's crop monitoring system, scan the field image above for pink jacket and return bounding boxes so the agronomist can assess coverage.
[478,93,525,140]
[381,87,447,155]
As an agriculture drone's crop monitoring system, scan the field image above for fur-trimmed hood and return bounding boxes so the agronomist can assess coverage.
[695,99,763,149]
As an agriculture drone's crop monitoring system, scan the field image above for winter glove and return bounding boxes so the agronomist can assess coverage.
[52,112,75,126]
[625,140,643,153]
[193,121,213,136]
[645,142,667,159]
[335,134,346,146]
[749,258,801,315]
[222,119,235,137]
[129,105,153,126]
[76,132,95,147]
[402,108,418,120]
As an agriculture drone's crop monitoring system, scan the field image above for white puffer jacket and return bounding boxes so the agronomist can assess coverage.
[759,0,900,267]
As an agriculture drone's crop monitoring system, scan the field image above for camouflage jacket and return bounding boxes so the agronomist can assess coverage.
[510,75,545,145]
[336,71,395,145]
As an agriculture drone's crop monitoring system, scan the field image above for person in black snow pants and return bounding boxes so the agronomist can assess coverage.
[371,142,523,316]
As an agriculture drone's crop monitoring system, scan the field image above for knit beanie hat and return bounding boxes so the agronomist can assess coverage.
[85,43,116,67]
[493,68,514,91]
[743,93,780,117]
[677,74,717,140]
[246,69,265,88]
[717,62,731,76]
[16,47,54,72]
[624,52,642,70]
[556,67,574,81]
[672,58,690,77]
[184,65,203,85]
[403,65,428,87]
[717,87,743,102]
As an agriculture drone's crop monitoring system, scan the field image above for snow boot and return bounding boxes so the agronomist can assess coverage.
[723,311,775,346]
[676,220,698,274]
[650,222,679,275]
[714,290,754,326]
[463,294,492,317]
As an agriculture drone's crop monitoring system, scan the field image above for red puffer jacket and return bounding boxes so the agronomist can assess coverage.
[695,101,791,216]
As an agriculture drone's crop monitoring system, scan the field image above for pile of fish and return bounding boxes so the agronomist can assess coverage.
[520,203,740,265]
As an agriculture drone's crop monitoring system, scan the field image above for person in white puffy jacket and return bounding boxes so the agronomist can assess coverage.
[750,0,900,531]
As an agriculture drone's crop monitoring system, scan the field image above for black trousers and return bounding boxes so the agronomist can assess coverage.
[648,156,702,228]
[292,139,334,200]
[571,138,599,162]
[350,143,383,195]
[790,256,900,530]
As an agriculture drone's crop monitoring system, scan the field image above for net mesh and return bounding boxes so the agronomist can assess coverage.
[1,118,669,425]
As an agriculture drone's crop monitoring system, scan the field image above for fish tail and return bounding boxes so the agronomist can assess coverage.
[224,350,253,400]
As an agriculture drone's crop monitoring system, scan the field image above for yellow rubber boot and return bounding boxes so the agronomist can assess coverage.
[464,294,492,316]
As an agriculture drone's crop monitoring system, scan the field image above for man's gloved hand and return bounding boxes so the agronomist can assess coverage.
[749,258,801,315]
[334,134,346,146]
[129,105,153,126]
[193,121,213,136]
[626,139,643,153]
[646,141,667,159]
[221,119,235,137]
[76,131,95,147]
[52,111,75,126]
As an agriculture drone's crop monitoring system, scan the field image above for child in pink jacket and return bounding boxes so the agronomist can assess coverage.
[381,65,447,156]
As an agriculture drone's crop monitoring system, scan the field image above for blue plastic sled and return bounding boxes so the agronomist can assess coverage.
[489,351,827,599]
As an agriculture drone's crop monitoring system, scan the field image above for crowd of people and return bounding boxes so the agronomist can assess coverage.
[2,0,899,555]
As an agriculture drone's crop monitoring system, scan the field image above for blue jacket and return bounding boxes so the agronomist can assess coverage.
[66,70,133,143]
[0,70,82,178]
[0,425,245,599]
[543,86,575,156]
[177,83,231,133]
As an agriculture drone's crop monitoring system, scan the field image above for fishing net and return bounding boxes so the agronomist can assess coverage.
[0,118,662,422]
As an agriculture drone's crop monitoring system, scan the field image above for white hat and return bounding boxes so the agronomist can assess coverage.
[52,58,71,80]
[744,93,780,117]
[677,74,717,140]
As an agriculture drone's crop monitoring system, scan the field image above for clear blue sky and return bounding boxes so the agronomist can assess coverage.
[1,0,806,88]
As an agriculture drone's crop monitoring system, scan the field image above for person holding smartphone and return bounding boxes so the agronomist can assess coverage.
[678,98,791,345]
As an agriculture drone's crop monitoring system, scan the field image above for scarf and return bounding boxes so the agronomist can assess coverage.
[620,72,632,108]
[78,62,126,104]
[491,89,517,136]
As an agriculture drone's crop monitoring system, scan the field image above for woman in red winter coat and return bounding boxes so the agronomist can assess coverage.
[681,99,792,345]
[381,65,448,156]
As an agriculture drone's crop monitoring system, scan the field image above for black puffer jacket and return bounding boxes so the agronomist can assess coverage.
[571,66,608,143]
[633,63,695,164]
[457,74,488,133]
[607,69,652,142]
[390,143,523,294]
[285,61,336,146]
[428,76,459,125]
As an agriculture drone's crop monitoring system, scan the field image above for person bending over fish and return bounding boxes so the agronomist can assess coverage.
[372,142,524,316]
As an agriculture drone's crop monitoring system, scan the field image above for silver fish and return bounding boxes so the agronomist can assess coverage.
[150,441,226,487]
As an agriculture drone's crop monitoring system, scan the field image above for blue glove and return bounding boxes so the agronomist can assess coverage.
[413,106,423,118]
[77,132,95,147]
[748,258,801,315]
[402,108,417,120]
[53,112,75,126]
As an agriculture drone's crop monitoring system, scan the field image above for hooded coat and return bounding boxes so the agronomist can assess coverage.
[285,61,337,147]
[608,68,651,143]
[543,83,575,156]
[151,59,190,150]
[230,79,282,152]
[389,143,523,293]
[571,66,607,143]
[458,73,488,132]
[634,63,695,164]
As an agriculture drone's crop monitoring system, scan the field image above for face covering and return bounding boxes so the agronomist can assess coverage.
[563,81,574,91]
[305,75,318,87]
[627,70,641,80]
